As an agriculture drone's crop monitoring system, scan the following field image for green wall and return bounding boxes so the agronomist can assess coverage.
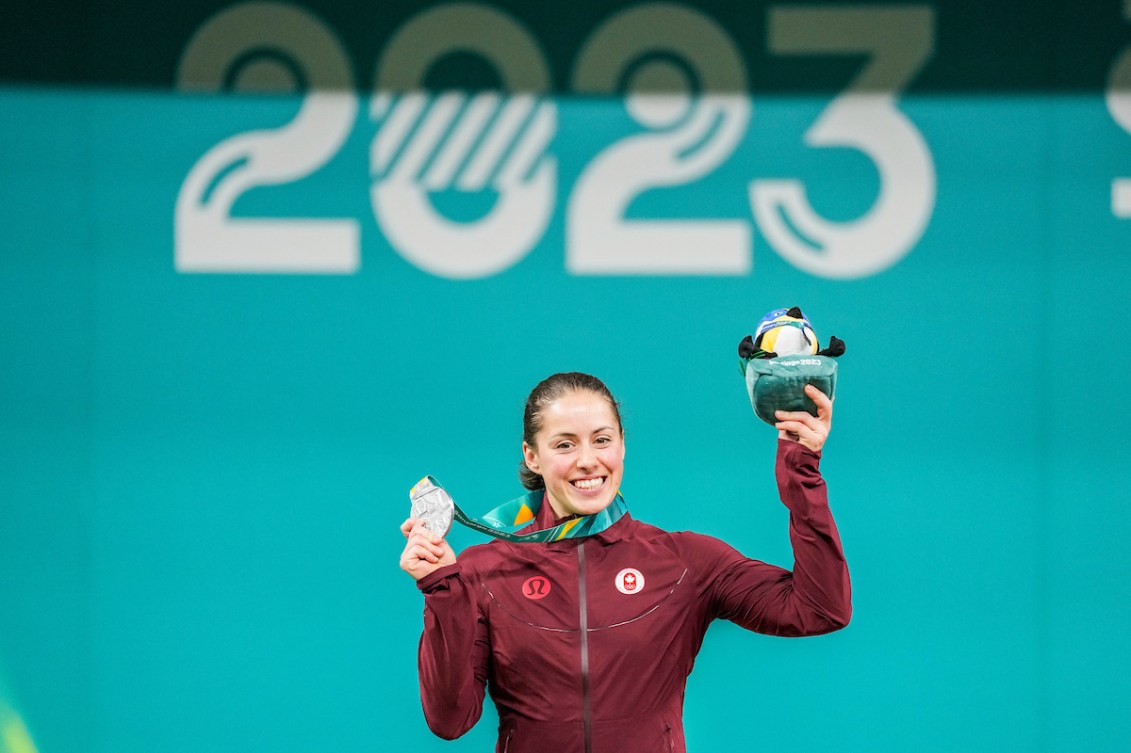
[2,1,1129,751]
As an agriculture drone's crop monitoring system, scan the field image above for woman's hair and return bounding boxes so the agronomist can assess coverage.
[518,372,623,490]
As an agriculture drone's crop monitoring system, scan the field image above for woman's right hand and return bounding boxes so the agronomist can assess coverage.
[775,383,833,453]
[399,518,457,581]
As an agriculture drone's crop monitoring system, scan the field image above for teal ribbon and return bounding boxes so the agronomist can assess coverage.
[418,476,628,543]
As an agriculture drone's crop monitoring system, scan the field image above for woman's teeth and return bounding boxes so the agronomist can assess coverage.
[572,478,603,490]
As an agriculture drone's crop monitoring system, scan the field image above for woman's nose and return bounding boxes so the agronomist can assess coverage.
[576,443,598,469]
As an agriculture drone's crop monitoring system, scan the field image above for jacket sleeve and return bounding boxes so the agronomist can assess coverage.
[694,439,851,636]
[415,562,490,739]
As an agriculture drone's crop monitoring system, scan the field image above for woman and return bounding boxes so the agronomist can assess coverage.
[400,372,850,753]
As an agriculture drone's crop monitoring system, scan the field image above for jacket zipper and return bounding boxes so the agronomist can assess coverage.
[578,542,593,753]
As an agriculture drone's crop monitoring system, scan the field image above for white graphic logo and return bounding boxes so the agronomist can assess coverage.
[175,1,938,279]
[615,567,645,595]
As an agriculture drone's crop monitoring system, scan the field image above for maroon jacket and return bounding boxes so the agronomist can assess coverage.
[415,440,851,752]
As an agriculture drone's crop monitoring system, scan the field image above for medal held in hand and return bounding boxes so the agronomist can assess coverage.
[409,476,455,537]
[738,306,845,425]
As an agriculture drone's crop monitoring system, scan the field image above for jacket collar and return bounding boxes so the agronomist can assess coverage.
[518,496,636,547]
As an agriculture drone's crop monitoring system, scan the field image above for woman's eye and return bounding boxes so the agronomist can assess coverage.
[594,436,610,445]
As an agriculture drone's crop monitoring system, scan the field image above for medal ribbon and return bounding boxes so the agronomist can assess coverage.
[416,476,628,543]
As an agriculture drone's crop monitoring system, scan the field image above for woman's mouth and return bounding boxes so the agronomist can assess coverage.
[570,477,605,491]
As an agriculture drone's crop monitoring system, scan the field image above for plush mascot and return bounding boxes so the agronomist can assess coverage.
[738,307,845,425]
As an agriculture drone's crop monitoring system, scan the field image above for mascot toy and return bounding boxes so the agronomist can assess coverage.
[738,307,845,426]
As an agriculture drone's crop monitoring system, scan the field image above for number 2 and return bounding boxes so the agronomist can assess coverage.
[175,2,359,273]
[567,3,751,275]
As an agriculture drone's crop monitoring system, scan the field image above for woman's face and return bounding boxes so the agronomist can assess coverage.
[522,390,625,519]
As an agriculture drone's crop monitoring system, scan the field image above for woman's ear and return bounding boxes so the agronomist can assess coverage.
[522,441,540,474]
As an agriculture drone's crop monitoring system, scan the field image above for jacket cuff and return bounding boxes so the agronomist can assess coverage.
[778,437,822,463]
[416,562,462,593]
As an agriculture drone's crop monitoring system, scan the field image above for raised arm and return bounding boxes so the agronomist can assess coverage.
[698,386,850,635]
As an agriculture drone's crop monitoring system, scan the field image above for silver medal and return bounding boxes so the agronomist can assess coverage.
[409,476,455,537]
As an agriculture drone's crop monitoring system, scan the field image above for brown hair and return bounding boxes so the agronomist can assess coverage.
[518,372,624,490]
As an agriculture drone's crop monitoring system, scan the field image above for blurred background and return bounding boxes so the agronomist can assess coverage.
[2,0,1129,751]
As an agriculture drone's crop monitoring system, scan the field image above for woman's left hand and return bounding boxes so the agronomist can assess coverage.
[775,384,833,453]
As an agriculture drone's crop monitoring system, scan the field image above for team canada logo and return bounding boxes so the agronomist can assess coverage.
[615,568,645,595]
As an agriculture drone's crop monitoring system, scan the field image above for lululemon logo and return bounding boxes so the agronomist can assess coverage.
[522,576,551,600]
[615,568,645,595]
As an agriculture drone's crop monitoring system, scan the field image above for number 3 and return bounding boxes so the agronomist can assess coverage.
[751,6,936,279]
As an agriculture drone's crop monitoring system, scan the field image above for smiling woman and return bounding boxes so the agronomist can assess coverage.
[518,373,626,518]
[398,372,851,753]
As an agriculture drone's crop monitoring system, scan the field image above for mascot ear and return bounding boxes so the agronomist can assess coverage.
[817,335,846,358]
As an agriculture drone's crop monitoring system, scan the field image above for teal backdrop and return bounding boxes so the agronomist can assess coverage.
[2,0,1130,751]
